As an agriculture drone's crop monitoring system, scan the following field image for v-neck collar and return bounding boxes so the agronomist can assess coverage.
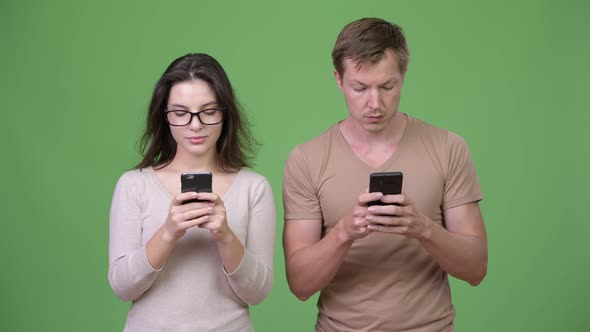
[146,166,242,201]
[333,113,412,172]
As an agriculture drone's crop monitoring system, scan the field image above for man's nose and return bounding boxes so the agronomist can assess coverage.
[367,89,380,109]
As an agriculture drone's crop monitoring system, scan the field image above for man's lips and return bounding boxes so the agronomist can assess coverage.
[366,114,384,122]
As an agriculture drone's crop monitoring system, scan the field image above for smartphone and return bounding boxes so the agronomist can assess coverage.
[180,172,212,204]
[368,172,403,206]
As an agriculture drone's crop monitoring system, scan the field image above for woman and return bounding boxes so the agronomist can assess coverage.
[108,53,275,331]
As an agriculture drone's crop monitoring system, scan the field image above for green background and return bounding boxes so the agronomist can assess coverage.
[2,0,588,331]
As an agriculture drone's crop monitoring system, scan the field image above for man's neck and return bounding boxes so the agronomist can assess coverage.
[339,112,407,148]
[337,113,408,169]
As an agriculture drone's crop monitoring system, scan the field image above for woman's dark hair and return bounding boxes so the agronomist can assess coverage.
[135,53,258,172]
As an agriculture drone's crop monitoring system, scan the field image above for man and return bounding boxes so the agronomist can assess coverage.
[283,18,487,332]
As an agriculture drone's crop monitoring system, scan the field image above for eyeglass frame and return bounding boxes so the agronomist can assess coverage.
[164,108,226,126]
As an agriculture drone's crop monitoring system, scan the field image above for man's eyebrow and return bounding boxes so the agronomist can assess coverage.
[350,79,397,86]
[381,79,397,85]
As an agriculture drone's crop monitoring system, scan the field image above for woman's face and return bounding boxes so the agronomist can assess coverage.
[166,79,223,160]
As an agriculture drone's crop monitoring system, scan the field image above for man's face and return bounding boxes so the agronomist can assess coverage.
[335,49,404,133]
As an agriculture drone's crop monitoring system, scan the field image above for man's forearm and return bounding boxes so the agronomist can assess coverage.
[286,223,354,301]
[419,222,487,285]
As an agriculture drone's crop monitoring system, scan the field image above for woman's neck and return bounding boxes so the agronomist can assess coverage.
[165,150,220,174]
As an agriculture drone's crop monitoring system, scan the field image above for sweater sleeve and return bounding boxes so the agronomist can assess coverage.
[108,171,161,301]
[224,177,276,305]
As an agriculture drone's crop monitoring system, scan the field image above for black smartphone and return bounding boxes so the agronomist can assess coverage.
[180,172,212,204]
[368,172,403,206]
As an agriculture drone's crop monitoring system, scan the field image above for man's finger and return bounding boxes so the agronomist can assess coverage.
[380,193,410,206]
[359,192,384,204]
[365,215,405,226]
[366,224,408,234]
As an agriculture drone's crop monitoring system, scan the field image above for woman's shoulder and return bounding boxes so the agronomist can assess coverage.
[115,167,154,189]
[232,170,275,196]
[231,170,275,206]
[236,169,269,186]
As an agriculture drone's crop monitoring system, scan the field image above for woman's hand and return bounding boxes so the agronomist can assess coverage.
[193,192,235,243]
[146,192,213,270]
[162,192,214,242]
[193,192,244,274]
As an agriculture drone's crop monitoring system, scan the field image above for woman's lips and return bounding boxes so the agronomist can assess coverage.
[186,136,206,144]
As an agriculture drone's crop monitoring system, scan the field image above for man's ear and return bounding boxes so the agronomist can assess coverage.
[334,70,344,90]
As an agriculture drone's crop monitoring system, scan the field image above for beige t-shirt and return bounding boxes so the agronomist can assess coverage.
[283,114,482,332]
[109,168,276,332]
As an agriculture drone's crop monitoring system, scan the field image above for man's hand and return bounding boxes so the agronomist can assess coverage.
[337,191,385,242]
[365,193,433,239]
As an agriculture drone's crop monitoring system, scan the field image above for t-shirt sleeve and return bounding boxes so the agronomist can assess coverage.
[225,177,276,305]
[442,132,484,210]
[283,145,323,220]
[108,171,161,301]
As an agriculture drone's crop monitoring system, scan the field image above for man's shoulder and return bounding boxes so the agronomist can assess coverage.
[299,123,338,149]
[409,115,449,137]
[284,123,339,179]
[408,115,466,147]
[287,123,338,159]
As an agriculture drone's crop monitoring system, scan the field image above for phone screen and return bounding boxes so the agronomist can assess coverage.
[180,172,212,204]
[368,172,403,206]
